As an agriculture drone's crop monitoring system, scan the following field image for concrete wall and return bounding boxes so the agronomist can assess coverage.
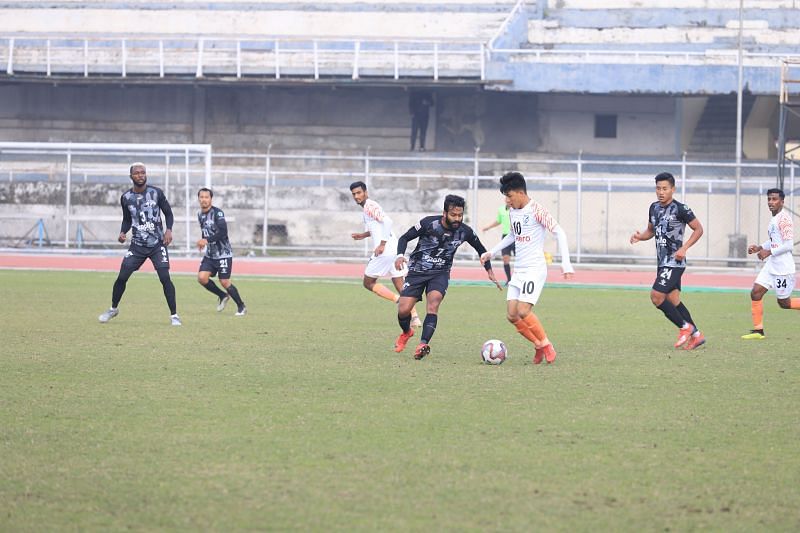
[0,83,541,154]
[537,94,678,157]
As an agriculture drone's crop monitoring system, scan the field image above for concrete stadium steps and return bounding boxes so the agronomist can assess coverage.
[5,0,517,11]
[0,8,510,40]
[554,0,795,9]
[526,24,800,50]
[687,93,756,159]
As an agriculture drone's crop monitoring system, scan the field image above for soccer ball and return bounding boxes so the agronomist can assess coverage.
[481,339,507,365]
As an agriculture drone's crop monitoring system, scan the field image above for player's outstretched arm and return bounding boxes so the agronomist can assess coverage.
[482,220,500,232]
[553,225,575,279]
[485,267,503,291]
[394,223,422,270]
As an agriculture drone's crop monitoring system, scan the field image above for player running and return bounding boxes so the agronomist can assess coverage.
[98,162,180,326]
[349,181,421,327]
[393,194,502,360]
[630,172,705,350]
[480,172,574,364]
[741,188,799,339]
[196,188,247,316]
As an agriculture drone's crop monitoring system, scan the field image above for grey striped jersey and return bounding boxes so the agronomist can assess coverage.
[120,186,173,248]
[198,206,233,259]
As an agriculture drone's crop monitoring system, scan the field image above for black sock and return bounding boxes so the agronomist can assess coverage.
[503,263,512,282]
[226,284,245,308]
[676,302,697,331]
[657,300,684,329]
[158,269,177,315]
[203,280,228,299]
[421,313,438,344]
[398,314,412,334]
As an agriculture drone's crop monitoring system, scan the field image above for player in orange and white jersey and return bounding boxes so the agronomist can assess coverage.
[480,172,574,364]
[349,181,421,327]
[742,188,799,340]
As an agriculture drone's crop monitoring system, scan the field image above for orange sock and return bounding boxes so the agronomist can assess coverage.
[522,313,550,347]
[371,284,398,303]
[513,319,541,347]
[751,300,764,329]
[791,298,800,310]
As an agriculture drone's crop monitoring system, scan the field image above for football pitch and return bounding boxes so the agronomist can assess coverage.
[1,269,798,531]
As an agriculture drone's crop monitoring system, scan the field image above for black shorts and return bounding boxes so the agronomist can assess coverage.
[199,256,233,279]
[122,242,170,272]
[401,270,450,301]
[652,266,685,293]
[501,234,516,257]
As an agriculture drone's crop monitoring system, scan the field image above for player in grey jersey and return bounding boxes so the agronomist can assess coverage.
[630,172,705,350]
[98,162,181,326]
[196,188,246,316]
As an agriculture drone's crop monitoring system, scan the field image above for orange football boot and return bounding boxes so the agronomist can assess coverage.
[394,329,414,353]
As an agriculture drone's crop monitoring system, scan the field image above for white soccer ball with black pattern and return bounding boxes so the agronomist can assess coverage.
[481,339,507,365]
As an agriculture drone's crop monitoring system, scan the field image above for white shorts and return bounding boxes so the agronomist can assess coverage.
[755,268,796,300]
[506,268,547,305]
[365,253,408,279]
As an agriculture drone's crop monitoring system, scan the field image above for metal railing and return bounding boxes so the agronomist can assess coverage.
[1,143,798,268]
[488,46,800,66]
[2,35,487,81]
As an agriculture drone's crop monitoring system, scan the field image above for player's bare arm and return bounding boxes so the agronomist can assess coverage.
[351,231,370,240]
[674,218,703,262]
[374,240,387,257]
[756,247,772,261]
[163,229,173,246]
[630,223,654,244]
[197,238,208,250]
[485,267,503,290]
[394,255,407,270]
[747,244,762,255]
[482,221,500,232]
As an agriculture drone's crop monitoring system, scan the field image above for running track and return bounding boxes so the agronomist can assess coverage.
[0,253,756,291]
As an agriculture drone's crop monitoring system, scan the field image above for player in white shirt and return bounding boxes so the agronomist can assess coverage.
[480,172,574,364]
[350,182,421,328]
[742,188,799,339]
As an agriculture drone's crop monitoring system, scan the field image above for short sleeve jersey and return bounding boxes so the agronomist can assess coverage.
[648,200,696,268]
[362,198,397,254]
[121,186,169,248]
[496,206,511,235]
[764,209,795,275]
[510,199,559,271]
[198,206,233,260]
[404,215,486,274]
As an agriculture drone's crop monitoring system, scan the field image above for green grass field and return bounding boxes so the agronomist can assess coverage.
[1,269,799,531]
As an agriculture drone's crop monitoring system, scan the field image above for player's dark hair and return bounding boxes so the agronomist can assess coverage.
[197,187,213,198]
[655,172,676,187]
[349,181,367,192]
[499,171,527,194]
[129,162,146,175]
[443,194,465,212]
[767,188,785,199]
